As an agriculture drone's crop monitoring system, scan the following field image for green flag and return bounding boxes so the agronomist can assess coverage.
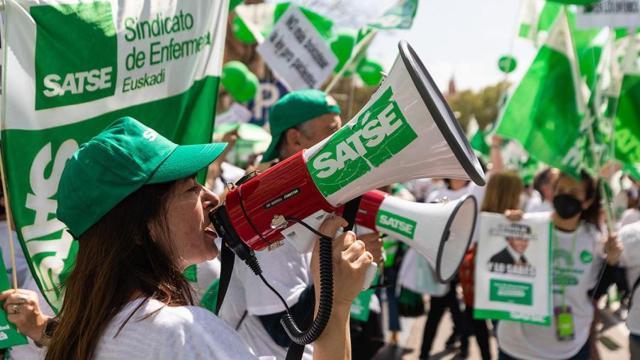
[2,0,228,310]
[497,10,587,177]
[470,129,491,157]
[369,0,419,30]
[615,73,640,179]
[518,0,562,45]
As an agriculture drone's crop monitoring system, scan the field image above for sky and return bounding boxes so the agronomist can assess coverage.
[297,0,540,92]
[368,0,538,91]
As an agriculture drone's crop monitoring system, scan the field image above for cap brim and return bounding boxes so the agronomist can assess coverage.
[148,143,227,184]
[261,135,280,163]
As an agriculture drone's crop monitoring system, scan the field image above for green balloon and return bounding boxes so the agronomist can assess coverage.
[222,61,258,103]
[357,58,384,86]
[234,72,259,103]
[222,61,247,94]
[498,55,517,74]
[232,15,256,44]
[330,32,356,72]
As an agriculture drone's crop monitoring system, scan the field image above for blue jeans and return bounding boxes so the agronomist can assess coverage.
[384,266,401,332]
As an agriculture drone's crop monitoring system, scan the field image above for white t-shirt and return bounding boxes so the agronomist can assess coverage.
[219,265,314,360]
[619,208,640,228]
[497,222,603,360]
[526,196,554,214]
[619,222,640,335]
[224,241,313,358]
[94,298,273,360]
[237,241,312,315]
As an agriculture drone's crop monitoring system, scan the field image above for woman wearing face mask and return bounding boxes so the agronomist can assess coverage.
[496,170,620,360]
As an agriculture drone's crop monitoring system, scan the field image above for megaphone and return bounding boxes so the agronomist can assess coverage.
[210,40,485,345]
[356,190,477,282]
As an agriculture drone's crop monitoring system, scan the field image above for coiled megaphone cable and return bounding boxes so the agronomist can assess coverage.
[279,216,334,345]
[236,211,334,345]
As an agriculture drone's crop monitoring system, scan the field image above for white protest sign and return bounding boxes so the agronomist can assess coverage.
[474,213,552,326]
[215,103,253,125]
[576,0,640,29]
[257,6,337,90]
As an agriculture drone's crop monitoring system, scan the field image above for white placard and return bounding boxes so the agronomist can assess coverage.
[576,0,640,29]
[474,213,552,326]
[215,103,253,125]
[257,6,337,90]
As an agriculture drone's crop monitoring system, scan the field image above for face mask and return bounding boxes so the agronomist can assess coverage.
[553,194,583,219]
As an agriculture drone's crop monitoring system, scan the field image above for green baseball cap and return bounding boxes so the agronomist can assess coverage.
[262,89,340,162]
[57,116,227,237]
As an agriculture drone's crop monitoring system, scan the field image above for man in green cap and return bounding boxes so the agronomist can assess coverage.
[261,89,342,164]
[221,89,382,359]
[221,89,342,359]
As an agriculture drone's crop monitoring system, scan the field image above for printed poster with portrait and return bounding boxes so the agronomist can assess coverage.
[474,212,552,326]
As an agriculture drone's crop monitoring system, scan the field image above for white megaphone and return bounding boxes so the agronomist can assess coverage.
[211,40,485,258]
[356,190,477,282]
[210,40,486,346]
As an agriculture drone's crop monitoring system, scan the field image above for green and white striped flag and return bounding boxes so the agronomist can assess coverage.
[497,10,588,177]
[2,0,228,310]
[518,0,562,46]
[369,0,419,30]
[614,35,640,179]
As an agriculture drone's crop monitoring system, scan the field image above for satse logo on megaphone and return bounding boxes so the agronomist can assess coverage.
[32,2,118,110]
[377,210,417,240]
[307,87,418,197]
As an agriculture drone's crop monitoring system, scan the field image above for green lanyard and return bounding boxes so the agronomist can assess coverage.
[552,228,577,306]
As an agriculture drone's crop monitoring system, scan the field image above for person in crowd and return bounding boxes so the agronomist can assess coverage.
[458,170,524,360]
[1,117,377,360]
[377,184,416,345]
[616,221,640,359]
[221,89,382,360]
[525,167,560,213]
[497,170,622,360]
[620,186,640,228]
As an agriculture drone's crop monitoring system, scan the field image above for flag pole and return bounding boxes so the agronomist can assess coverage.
[324,30,377,93]
[0,152,19,291]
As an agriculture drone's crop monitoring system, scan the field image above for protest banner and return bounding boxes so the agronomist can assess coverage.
[576,0,640,29]
[258,5,338,90]
[2,0,228,310]
[474,213,552,326]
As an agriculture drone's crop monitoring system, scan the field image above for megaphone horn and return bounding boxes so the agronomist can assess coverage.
[356,190,478,282]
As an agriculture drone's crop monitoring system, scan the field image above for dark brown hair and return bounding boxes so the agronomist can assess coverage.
[46,181,194,360]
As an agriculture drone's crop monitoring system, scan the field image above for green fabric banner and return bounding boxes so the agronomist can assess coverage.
[2,0,228,311]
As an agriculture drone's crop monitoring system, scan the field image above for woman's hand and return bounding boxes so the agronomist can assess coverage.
[311,215,374,307]
[504,209,524,222]
[0,289,49,341]
[604,233,623,265]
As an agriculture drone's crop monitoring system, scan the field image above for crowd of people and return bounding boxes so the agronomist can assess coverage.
[0,89,637,360]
